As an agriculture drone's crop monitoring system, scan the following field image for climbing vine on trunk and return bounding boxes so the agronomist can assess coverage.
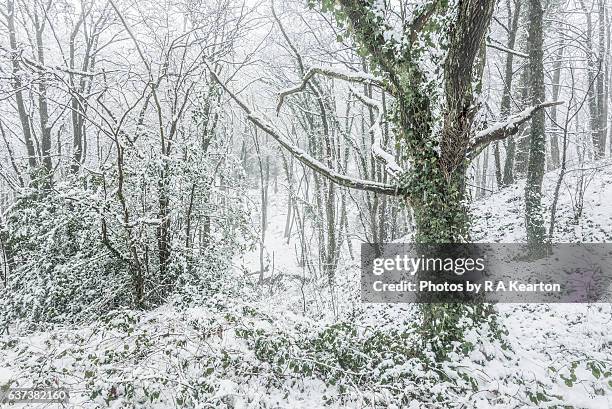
[209,0,562,352]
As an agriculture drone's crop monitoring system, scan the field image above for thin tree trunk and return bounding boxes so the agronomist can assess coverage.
[548,34,565,169]
[607,10,611,156]
[515,64,531,176]
[254,130,270,284]
[596,0,607,156]
[6,0,38,174]
[33,9,53,183]
[185,183,196,249]
[493,142,502,187]
[501,0,522,186]
[480,145,489,197]
[69,15,84,173]
[550,68,577,238]
[580,0,601,158]
[524,0,547,250]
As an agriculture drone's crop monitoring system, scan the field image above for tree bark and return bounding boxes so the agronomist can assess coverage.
[6,0,38,175]
[596,0,607,157]
[32,7,53,184]
[524,0,547,249]
[548,33,564,169]
[580,1,601,157]
[514,58,531,176]
[501,0,522,186]
[409,0,494,243]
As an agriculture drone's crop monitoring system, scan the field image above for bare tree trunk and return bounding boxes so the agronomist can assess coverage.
[254,129,270,284]
[0,216,12,288]
[32,8,53,183]
[284,177,293,239]
[377,90,391,241]
[605,9,612,157]
[319,93,337,283]
[281,152,294,242]
[69,13,85,173]
[501,0,522,186]
[596,0,607,156]
[0,121,25,187]
[524,0,547,249]
[580,0,601,158]
[549,32,565,169]
[493,142,502,187]
[157,176,171,290]
[480,145,489,197]
[185,183,196,249]
[514,65,531,176]
[550,67,580,238]
[6,0,38,174]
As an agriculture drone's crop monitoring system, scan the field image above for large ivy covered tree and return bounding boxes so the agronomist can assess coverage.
[209,0,561,342]
[213,0,559,244]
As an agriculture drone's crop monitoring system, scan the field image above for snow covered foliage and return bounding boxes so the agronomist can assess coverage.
[1,0,611,407]
[7,303,500,408]
[1,284,609,408]
[0,182,131,326]
[0,146,254,328]
[2,163,611,407]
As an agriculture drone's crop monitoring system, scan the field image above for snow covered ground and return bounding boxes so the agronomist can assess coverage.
[1,160,611,408]
[469,159,612,409]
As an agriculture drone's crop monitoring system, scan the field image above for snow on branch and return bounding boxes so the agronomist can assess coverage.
[276,66,387,113]
[0,45,97,77]
[486,43,529,58]
[205,65,401,196]
[469,101,564,157]
[350,87,404,179]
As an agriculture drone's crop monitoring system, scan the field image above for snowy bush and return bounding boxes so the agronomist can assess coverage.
[233,310,508,407]
[0,153,255,328]
[0,184,132,328]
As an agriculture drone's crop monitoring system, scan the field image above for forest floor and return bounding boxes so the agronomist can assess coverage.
[1,160,611,408]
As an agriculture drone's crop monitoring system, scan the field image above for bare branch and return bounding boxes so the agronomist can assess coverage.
[271,0,305,73]
[0,45,96,77]
[276,66,387,113]
[468,101,565,157]
[486,42,529,58]
[350,87,404,179]
[109,0,152,76]
[206,65,401,196]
